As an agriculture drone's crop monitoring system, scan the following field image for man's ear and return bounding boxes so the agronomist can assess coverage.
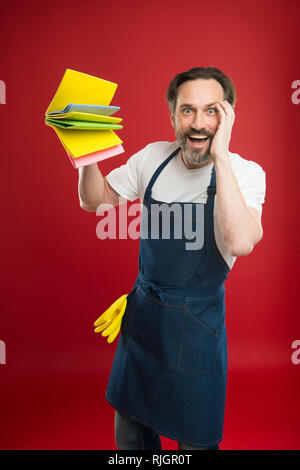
[169,113,175,128]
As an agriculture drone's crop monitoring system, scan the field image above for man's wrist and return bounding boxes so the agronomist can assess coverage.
[213,152,231,170]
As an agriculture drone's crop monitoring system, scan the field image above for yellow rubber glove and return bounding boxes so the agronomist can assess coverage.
[94,294,128,343]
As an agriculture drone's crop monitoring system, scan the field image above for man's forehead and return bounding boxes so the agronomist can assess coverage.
[177,78,224,103]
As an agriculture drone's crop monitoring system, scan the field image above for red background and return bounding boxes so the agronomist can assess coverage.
[0,0,299,450]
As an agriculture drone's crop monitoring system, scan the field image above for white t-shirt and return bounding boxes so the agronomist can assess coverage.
[105,141,266,270]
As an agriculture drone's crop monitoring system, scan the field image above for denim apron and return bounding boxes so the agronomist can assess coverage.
[105,147,231,448]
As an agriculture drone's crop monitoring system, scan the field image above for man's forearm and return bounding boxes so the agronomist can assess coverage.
[78,163,105,210]
[214,154,263,257]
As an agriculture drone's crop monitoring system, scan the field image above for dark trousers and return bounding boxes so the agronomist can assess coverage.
[114,409,220,450]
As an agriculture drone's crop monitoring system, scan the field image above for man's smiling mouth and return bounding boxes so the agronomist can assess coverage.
[187,134,209,143]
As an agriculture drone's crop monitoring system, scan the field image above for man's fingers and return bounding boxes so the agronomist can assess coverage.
[216,101,235,128]
[215,103,226,123]
[221,100,235,122]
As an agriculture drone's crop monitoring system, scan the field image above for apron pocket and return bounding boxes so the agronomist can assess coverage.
[179,307,218,372]
[126,286,186,369]
[125,285,218,372]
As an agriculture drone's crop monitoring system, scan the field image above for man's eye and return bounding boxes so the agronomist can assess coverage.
[183,108,192,114]
[208,108,216,114]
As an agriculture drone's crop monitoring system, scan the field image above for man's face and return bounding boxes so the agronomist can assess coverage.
[170,78,225,167]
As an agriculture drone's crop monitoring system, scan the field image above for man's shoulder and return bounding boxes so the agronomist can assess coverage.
[129,141,178,171]
[229,151,265,176]
[139,140,178,155]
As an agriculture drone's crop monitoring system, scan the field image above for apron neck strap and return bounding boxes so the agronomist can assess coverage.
[144,147,181,201]
[144,146,216,202]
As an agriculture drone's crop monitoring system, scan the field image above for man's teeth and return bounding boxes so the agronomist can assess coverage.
[189,135,208,140]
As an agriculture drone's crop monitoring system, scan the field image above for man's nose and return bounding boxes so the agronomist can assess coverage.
[191,111,208,131]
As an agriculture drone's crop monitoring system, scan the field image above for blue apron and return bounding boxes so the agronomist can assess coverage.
[105,147,230,448]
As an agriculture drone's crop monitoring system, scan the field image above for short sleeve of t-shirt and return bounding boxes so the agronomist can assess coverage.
[235,159,266,215]
[105,144,150,201]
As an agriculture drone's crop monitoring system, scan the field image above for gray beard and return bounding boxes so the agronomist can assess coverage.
[175,130,212,167]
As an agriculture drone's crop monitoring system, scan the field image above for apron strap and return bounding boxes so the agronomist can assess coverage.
[137,270,224,301]
[144,147,216,203]
[143,147,181,203]
[205,165,217,237]
[207,164,216,197]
